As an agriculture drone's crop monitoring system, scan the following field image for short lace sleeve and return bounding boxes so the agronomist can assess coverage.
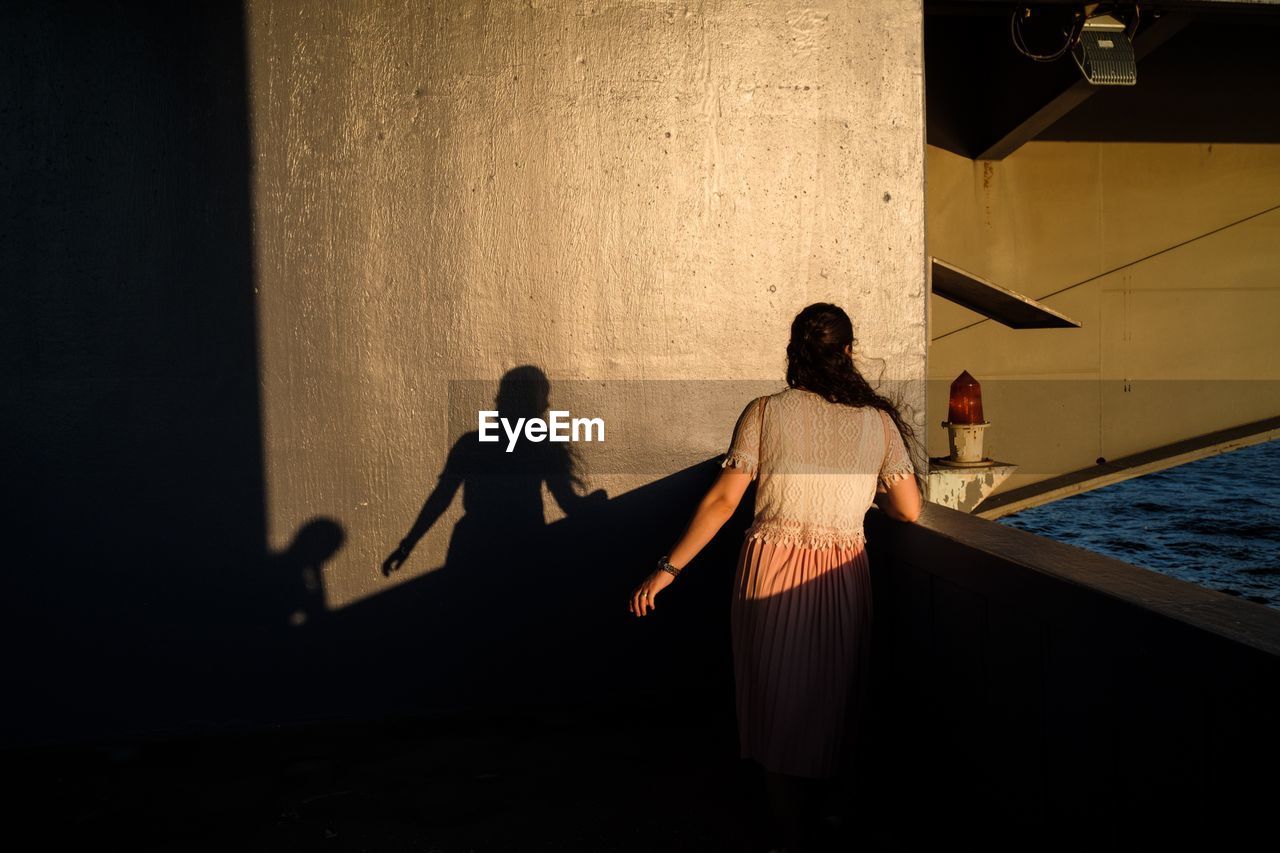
[722,396,766,480]
[876,408,915,493]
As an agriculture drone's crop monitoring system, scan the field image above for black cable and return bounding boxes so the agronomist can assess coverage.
[1125,4,1141,41]
[1011,3,1142,64]
[1010,4,1086,62]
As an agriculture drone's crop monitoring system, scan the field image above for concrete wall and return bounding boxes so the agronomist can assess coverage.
[926,142,1280,489]
[2,1,927,745]
[246,0,928,611]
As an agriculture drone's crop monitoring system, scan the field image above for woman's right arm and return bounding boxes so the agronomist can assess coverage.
[629,397,763,616]
[629,466,752,617]
[665,467,753,568]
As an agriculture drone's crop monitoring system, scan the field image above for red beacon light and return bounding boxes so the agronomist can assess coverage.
[948,370,985,425]
[940,370,993,467]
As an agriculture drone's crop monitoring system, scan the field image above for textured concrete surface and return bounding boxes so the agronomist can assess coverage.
[246,0,928,610]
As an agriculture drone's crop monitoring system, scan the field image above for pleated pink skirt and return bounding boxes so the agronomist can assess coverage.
[730,535,873,779]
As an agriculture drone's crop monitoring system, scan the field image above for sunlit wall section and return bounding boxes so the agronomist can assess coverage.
[246,0,927,609]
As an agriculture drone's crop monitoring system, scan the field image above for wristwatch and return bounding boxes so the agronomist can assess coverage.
[657,555,682,578]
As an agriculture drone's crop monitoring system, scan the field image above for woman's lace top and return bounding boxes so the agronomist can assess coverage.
[721,388,916,550]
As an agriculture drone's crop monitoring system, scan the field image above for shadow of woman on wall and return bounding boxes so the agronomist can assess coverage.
[380,365,606,706]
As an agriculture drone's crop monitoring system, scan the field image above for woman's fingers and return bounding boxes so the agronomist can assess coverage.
[630,586,653,616]
[630,572,669,616]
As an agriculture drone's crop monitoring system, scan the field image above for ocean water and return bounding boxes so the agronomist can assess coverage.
[996,438,1280,609]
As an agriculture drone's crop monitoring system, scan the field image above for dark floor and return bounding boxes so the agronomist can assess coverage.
[7,698,908,853]
[8,692,1243,851]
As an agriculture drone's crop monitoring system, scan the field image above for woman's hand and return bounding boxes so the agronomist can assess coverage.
[628,569,675,617]
[627,467,749,618]
[382,544,411,577]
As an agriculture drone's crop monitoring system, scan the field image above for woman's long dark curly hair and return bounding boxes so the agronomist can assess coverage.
[785,302,923,491]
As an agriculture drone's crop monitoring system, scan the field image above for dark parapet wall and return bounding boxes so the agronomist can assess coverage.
[866,501,1280,842]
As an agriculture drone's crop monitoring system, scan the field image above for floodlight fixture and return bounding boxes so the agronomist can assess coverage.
[1011,4,1141,87]
[1073,13,1137,85]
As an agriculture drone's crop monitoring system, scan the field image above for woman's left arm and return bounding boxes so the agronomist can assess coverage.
[628,466,753,617]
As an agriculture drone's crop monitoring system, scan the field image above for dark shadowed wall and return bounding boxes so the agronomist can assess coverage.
[3,1,269,745]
